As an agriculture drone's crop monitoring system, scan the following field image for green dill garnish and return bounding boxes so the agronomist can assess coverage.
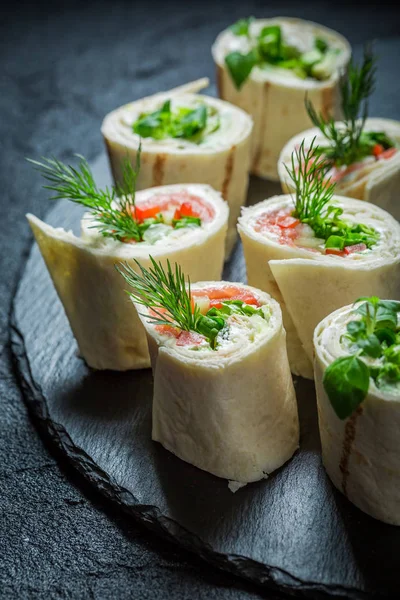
[28,145,202,243]
[225,19,337,89]
[306,45,398,166]
[323,297,400,419]
[117,258,268,349]
[285,138,379,250]
[132,100,220,143]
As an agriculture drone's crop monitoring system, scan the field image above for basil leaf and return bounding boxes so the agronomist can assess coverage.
[323,355,370,420]
[378,300,400,312]
[346,320,366,337]
[376,327,397,346]
[356,334,382,358]
[225,50,258,89]
[375,306,398,330]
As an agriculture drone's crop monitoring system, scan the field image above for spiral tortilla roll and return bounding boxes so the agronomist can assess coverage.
[212,17,350,181]
[238,194,400,379]
[314,304,400,525]
[138,282,299,484]
[278,118,400,220]
[101,79,253,257]
[26,183,228,371]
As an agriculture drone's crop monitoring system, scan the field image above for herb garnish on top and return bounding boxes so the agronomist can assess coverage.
[323,297,400,419]
[225,17,339,89]
[285,138,379,252]
[29,146,202,244]
[117,258,268,350]
[132,100,220,143]
[306,46,398,166]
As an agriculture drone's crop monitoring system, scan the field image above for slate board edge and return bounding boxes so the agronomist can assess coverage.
[9,236,373,600]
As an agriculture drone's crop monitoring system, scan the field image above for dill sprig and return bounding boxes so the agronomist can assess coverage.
[117,257,199,331]
[28,147,144,242]
[305,45,377,166]
[285,138,379,249]
[116,258,230,349]
[285,137,335,225]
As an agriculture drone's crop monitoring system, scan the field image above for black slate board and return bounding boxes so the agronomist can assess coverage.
[11,155,400,600]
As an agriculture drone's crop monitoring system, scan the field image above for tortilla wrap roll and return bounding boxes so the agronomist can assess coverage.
[314,302,400,525]
[137,281,299,484]
[238,194,400,379]
[212,17,350,181]
[27,184,228,371]
[101,79,253,257]
[279,118,400,219]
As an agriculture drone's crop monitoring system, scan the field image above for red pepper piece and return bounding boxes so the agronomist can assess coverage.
[344,243,367,255]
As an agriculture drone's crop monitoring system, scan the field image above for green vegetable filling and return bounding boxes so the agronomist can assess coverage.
[225,18,339,89]
[323,297,400,419]
[132,100,220,143]
[306,46,399,167]
[118,259,269,351]
[286,139,379,251]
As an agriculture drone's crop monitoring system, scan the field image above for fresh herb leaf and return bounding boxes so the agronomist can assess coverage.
[117,259,228,349]
[324,296,400,418]
[117,258,200,332]
[28,147,144,243]
[305,45,386,167]
[285,138,380,250]
[323,355,370,419]
[133,101,216,142]
[226,19,336,88]
[29,145,203,243]
[225,50,258,89]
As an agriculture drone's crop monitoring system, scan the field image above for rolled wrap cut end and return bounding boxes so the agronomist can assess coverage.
[101,80,253,258]
[138,282,300,484]
[314,304,400,525]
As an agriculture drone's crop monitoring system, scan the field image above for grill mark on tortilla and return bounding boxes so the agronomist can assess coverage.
[153,154,167,186]
[216,65,224,98]
[222,146,235,199]
[339,405,363,496]
[321,87,334,120]
[252,82,270,172]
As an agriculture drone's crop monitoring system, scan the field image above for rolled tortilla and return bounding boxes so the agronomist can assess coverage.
[314,303,400,525]
[27,184,228,371]
[137,282,299,484]
[238,194,400,379]
[279,118,400,220]
[101,79,253,257]
[212,17,350,180]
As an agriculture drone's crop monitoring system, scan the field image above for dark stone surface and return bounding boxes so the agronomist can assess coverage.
[1,1,399,598]
[11,188,400,600]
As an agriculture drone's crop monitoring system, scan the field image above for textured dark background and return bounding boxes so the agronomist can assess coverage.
[1,1,400,599]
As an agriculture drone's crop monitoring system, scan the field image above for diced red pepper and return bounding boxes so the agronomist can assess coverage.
[372,143,384,157]
[344,243,367,255]
[134,205,161,222]
[180,202,199,217]
[380,147,397,160]
[325,248,346,256]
